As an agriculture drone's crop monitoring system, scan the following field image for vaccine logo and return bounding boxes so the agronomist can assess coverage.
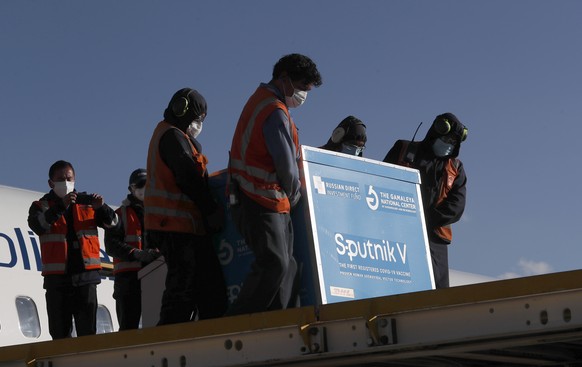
[313,176,326,195]
[366,185,379,210]
[227,284,241,304]
[217,239,234,266]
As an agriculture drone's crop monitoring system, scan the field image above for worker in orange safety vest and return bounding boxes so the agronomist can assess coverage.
[28,160,118,339]
[144,88,227,325]
[105,168,159,330]
[227,54,322,315]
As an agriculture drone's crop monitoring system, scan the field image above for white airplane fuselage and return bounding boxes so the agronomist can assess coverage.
[0,181,492,348]
[0,185,118,347]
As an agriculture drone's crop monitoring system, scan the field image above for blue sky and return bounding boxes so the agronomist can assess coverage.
[1,1,581,279]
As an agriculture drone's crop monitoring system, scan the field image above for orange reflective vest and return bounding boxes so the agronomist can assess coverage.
[37,200,101,275]
[397,141,459,242]
[229,86,300,213]
[144,121,207,235]
[432,157,460,242]
[113,205,143,274]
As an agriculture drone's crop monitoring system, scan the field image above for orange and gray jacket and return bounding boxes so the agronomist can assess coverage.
[229,83,301,213]
[106,201,144,274]
[383,125,467,244]
[144,121,208,235]
[29,198,101,275]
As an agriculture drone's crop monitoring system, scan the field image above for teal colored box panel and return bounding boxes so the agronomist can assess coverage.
[301,146,434,305]
[209,146,434,308]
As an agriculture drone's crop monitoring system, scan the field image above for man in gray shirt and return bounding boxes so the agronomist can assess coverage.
[228,54,322,314]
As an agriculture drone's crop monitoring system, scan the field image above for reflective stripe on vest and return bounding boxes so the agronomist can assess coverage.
[229,160,287,201]
[146,187,203,221]
[144,121,206,234]
[84,257,101,267]
[39,233,67,243]
[239,97,280,160]
[76,229,99,238]
[229,86,299,212]
[42,263,66,273]
[37,199,102,275]
[113,205,143,274]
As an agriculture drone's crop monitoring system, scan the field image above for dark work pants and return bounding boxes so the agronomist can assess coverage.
[45,283,97,339]
[429,242,449,289]
[150,231,228,325]
[113,272,141,330]
[227,192,297,315]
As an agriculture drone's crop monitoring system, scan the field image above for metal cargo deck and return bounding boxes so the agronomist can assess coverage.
[2,270,582,367]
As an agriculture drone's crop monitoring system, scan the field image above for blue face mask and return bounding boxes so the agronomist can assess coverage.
[340,143,364,156]
[432,138,455,157]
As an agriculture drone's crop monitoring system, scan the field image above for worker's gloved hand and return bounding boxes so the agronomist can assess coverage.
[146,248,161,260]
[133,249,156,264]
[206,206,225,234]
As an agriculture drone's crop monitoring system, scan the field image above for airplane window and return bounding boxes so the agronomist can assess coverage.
[15,296,41,338]
[96,304,113,334]
[69,305,113,337]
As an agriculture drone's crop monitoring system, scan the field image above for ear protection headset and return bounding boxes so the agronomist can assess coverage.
[171,90,193,118]
[331,120,367,144]
[433,118,468,142]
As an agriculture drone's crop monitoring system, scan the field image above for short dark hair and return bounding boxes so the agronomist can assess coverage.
[49,160,75,179]
[272,53,322,87]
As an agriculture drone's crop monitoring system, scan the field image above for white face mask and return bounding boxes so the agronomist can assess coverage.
[286,89,307,108]
[186,120,203,139]
[53,180,75,198]
[133,187,145,202]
